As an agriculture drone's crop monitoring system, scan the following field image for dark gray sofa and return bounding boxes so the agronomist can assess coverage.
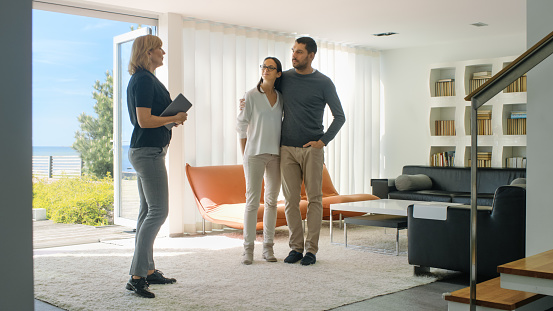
[371,165,527,277]
[371,165,526,206]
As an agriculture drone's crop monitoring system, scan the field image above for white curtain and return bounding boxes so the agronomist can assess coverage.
[316,43,381,195]
[180,19,380,227]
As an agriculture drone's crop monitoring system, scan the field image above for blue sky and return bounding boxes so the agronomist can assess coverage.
[32,10,138,146]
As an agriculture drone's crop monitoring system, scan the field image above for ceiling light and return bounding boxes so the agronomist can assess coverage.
[471,22,488,27]
[373,32,398,37]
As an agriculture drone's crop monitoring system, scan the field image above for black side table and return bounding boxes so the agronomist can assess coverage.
[344,214,407,256]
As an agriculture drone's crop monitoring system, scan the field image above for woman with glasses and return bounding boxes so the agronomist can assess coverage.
[236,57,283,265]
[125,34,187,298]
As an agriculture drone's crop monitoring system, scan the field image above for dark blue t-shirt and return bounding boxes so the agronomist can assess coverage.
[127,69,172,148]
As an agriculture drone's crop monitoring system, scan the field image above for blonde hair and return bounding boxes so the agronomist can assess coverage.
[128,35,163,75]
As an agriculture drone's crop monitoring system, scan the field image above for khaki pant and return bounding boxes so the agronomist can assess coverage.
[280,146,324,254]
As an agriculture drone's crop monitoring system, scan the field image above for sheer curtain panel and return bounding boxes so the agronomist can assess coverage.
[179,19,380,231]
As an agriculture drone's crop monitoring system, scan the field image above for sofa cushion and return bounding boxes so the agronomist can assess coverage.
[389,190,452,202]
[450,193,495,206]
[395,174,432,191]
[510,178,526,185]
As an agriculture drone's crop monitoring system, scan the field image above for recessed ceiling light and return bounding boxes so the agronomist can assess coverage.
[373,32,398,37]
[471,22,488,27]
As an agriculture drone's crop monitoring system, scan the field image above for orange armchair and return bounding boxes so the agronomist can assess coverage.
[185,163,379,233]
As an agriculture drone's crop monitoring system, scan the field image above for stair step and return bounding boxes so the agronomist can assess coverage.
[498,249,553,280]
[499,249,553,297]
[444,277,545,310]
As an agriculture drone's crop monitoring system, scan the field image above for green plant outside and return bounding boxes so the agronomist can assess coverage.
[33,175,114,226]
[72,71,114,179]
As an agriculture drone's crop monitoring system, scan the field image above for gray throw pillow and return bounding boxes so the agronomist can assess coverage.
[395,174,432,191]
[510,178,526,185]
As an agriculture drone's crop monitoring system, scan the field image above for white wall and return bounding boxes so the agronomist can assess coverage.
[0,0,34,310]
[526,0,553,255]
[157,13,193,237]
[379,35,525,178]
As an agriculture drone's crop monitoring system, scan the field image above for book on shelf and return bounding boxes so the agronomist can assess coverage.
[504,74,527,93]
[470,78,490,93]
[476,119,492,135]
[468,151,492,167]
[473,110,492,135]
[434,120,456,136]
[473,71,491,78]
[431,150,455,167]
[435,79,455,97]
[507,118,526,135]
[477,114,491,120]
[510,111,527,119]
[467,159,492,168]
[477,152,492,159]
[505,157,527,168]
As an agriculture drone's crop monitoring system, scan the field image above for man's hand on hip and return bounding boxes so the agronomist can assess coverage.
[303,140,325,149]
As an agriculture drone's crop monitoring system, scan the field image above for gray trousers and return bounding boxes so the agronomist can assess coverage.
[128,146,169,277]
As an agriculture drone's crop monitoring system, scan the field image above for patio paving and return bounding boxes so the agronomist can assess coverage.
[33,220,135,249]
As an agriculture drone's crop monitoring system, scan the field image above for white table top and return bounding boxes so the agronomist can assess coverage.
[330,199,458,217]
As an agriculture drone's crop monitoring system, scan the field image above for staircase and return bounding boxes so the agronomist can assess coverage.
[461,28,553,309]
[444,250,553,310]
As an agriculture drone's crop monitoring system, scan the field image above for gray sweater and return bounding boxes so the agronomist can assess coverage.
[278,69,345,147]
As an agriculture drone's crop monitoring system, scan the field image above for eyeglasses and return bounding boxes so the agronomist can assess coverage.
[260,65,277,72]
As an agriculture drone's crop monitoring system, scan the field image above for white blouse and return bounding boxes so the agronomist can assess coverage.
[236,87,283,157]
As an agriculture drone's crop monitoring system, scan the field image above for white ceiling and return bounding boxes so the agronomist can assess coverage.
[83,0,526,50]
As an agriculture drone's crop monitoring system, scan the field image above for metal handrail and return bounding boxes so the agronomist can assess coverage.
[465,30,553,310]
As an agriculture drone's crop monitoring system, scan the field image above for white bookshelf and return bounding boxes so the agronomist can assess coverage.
[428,56,527,168]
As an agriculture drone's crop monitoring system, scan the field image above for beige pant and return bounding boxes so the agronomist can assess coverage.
[243,153,281,245]
[280,146,324,254]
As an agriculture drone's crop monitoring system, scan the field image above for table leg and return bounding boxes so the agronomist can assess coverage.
[395,228,399,256]
[344,221,348,247]
[330,208,333,243]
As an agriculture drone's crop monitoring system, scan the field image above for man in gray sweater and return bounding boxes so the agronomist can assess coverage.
[279,37,345,266]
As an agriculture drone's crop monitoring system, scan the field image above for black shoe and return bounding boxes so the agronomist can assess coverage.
[126,277,155,298]
[146,269,176,284]
[284,250,303,263]
[300,252,316,266]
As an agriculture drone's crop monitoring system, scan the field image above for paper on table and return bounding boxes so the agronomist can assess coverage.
[160,93,193,130]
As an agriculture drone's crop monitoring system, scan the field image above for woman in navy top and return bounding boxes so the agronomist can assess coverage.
[125,34,187,299]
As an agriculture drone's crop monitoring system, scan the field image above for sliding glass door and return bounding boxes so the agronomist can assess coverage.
[113,27,153,227]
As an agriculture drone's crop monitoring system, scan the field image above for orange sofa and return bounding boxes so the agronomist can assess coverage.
[185,163,379,232]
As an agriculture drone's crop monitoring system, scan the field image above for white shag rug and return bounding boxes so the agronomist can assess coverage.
[34,223,447,311]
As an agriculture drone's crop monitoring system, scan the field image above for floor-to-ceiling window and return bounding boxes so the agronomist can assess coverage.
[32,2,158,229]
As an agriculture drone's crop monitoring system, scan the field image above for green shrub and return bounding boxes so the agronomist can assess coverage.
[33,175,114,226]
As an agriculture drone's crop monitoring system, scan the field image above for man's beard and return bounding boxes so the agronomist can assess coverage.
[293,59,308,70]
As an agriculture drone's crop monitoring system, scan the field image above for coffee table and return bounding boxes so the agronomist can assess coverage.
[330,199,457,254]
